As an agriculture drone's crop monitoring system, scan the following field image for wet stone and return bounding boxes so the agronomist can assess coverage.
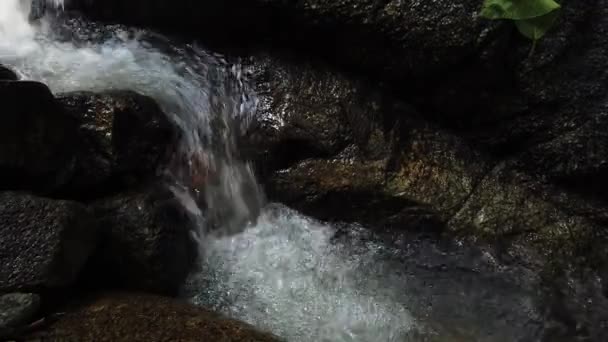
[0,293,40,338]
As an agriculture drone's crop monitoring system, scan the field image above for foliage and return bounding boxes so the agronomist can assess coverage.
[480,0,561,41]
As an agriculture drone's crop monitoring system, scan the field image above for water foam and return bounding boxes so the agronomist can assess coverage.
[0,3,541,342]
[188,205,413,341]
[0,0,263,234]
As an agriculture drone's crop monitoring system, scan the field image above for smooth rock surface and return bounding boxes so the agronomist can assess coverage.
[0,192,96,292]
[24,292,280,342]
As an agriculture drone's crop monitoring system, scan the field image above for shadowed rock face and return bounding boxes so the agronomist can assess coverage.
[0,65,18,80]
[0,81,78,193]
[0,293,40,339]
[66,0,498,83]
[81,187,197,296]
[57,90,180,200]
[0,192,96,293]
[24,292,281,342]
[0,84,180,199]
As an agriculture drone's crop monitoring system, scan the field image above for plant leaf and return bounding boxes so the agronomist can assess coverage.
[481,0,561,20]
[515,10,560,40]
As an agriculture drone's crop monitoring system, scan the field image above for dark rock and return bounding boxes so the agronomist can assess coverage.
[0,65,18,81]
[67,0,499,83]
[0,81,77,193]
[243,55,487,230]
[0,293,40,339]
[0,192,96,292]
[418,0,608,191]
[56,91,180,199]
[242,55,360,172]
[82,187,197,295]
[240,52,608,338]
[24,292,280,342]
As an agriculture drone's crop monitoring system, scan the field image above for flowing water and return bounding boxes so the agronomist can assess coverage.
[1,1,546,341]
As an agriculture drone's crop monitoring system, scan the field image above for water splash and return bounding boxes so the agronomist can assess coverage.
[188,204,413,342]
[0,3,544,342]
[0,0,264,235]
[0,0,36,56]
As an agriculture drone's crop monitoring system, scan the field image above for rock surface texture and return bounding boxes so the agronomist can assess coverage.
[56,90,180,199]
[0,192,95,292]
[24,293,280,342]
[0,293,40,339]
[81,188,197,295]
[2,0,608,340]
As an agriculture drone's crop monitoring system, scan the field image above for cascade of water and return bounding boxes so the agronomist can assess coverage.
[0,0,264,237]
[0,4,429,341]
[0,0,36,56]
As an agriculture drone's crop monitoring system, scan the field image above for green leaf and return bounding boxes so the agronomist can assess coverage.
[514,10,560,40]
[481,0,561,20]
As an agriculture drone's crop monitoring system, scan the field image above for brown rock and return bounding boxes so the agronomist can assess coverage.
[25,293,281,342]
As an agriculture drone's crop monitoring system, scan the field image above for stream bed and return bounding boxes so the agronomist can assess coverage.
[1,1,549,341]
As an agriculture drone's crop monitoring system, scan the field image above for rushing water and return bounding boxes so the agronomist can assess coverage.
[1,2,546,341]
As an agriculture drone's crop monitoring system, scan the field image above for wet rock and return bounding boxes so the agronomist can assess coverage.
[0,293,40,339]
[82,187,197,295]
[244,55,485,230]
[56,90,180,199]
[240,51,608,338]
[507,104,608,204]
[419,0,608,190]
[0,65,18,80]
[24,292,280,342]
[242,55,360,172]
[68,0,499,83]
[0,81,77,193]
[0,192,96,292]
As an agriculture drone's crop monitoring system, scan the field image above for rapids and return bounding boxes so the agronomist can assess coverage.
[0,1,546,341]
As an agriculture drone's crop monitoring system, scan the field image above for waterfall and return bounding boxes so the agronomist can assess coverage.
[0,3,417,341]
[0,0,264,236]
[1,3,540,342]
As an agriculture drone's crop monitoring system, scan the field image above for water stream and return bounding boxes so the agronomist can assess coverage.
[1,1,545,341]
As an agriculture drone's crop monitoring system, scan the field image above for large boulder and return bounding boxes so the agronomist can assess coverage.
[56,90,181,199]
[0,192,96,292]
[0,81,77,193]
[81,186,197,295]
[417,0,608,198]
[24,292,280,342]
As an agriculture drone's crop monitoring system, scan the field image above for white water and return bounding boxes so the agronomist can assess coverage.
[189,205,413,341]
[0,1,414,340]
[0,2,543,341]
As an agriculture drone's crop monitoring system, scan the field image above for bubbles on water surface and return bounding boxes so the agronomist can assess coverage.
[0,4,547,342]
[188,204,413,342]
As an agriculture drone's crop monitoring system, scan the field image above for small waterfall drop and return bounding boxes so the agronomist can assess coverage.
[1,0,264,237]
[0,3,543,342]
